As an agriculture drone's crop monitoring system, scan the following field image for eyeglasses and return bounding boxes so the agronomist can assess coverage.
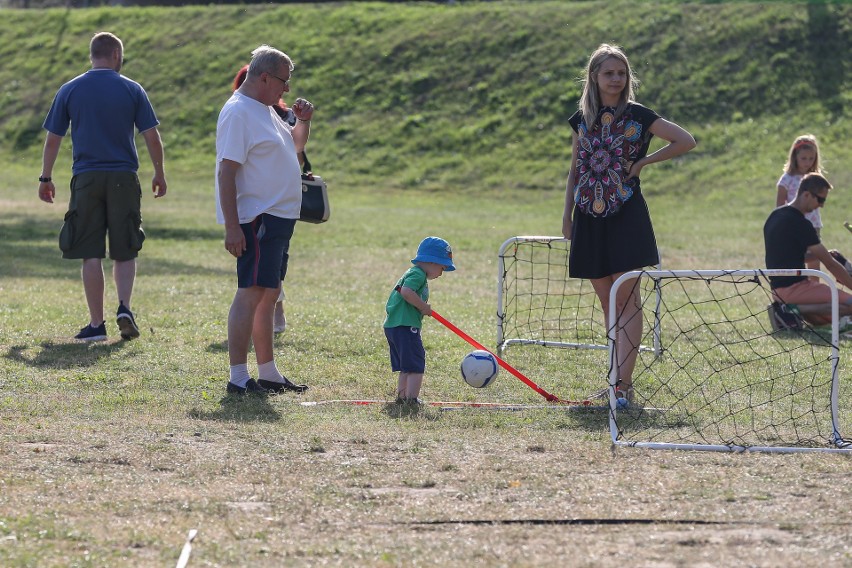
[809,191,827,204]
[267,72,290,87]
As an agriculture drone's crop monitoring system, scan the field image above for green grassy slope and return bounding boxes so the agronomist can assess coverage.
[1,1,849,193]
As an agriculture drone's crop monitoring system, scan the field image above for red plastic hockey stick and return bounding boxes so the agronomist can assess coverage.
[431,310,563,403]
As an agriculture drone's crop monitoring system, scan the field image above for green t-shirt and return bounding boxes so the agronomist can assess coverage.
[384,265,429,328]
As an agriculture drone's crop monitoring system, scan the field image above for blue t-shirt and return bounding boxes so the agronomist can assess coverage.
[43,69,159,175]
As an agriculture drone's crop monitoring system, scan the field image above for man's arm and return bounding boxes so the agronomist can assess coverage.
[292,120,311,154]
[38,132,63,204]
[290,97,314,154]
[810,243,852,289]
[141,127,167,198]
[217,158,245,258]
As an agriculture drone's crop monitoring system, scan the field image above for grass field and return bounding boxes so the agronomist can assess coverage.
[3,168,852,566]
[2,1,852,566]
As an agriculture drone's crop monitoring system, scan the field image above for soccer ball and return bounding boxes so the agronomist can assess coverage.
[460,350,499,388]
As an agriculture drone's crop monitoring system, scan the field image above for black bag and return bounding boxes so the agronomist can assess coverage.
[299,172,330,224]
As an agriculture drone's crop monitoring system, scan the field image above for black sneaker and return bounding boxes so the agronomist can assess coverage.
[770,301,804,331]
[257,377,309,394]
[226,378,269,395]
[74,322,107,342]
[116,302,140,340]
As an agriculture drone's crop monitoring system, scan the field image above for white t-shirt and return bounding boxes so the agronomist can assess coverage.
[215,92,302,224]
[777,172,821,229]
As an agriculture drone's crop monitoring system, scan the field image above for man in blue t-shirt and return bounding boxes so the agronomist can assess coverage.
[38,32,167,342]
[764,173,852,326]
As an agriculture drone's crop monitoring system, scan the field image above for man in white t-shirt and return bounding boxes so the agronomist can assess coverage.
[216,45,314,395]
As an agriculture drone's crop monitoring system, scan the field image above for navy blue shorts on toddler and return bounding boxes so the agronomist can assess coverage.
[384,326,426,374]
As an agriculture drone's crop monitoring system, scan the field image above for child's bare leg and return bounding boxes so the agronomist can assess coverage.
[397,372,408,399]
[404,373,424,400]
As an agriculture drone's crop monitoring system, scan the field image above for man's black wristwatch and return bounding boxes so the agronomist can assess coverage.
[38,176,52,183]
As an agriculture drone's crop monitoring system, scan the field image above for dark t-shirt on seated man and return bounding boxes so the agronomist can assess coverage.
[764,206,820,289]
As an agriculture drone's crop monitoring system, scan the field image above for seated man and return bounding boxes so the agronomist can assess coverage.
[764,173,852,327]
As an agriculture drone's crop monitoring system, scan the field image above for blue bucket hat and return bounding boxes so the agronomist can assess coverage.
[412,236,456,271]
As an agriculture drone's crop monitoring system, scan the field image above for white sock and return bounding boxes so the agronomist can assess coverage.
[229,364,251,388]
[257,360,284,383]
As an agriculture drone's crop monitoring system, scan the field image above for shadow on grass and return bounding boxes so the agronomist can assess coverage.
[188,395,281,422]
[206,340,228,353]
[381,402,442,421]
[559,405,611,433]
[0,214,230,279]
[4,340,129,369]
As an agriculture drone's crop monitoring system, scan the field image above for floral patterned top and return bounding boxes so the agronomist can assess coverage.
[569,103,660,217]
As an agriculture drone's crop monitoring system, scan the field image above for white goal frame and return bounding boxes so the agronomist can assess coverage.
[608,268,850,454]
[496,236,661,356]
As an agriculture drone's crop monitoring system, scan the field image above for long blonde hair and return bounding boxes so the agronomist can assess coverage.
[578,44,638,131]
[783,134,822,175]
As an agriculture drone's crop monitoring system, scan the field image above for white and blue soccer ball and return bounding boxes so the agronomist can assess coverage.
[460,350,499,388]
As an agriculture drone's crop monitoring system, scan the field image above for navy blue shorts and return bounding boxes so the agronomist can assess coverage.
[237,214,296,289]
[384,326,426,374]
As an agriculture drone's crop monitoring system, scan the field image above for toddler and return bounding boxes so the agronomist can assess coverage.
[383,237,456,404]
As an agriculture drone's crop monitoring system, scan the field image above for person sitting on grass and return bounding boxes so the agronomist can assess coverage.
[764,172,852,327]
[383,237,456,405]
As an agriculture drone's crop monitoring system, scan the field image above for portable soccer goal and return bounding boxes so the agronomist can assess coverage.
[497,236,661,355]
[604,268,850,453]
[497,236,850,452]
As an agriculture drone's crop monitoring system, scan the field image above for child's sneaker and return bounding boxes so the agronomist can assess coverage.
[75,322,107,342]
[116,302,140,340]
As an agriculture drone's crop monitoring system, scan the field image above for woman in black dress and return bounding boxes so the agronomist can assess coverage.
[561,44,696,403]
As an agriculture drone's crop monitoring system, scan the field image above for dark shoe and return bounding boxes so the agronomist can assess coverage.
[226,378,268,395]
[769,301,804,331]
[116,302,140,340]
[257,378,308,394]
[74,322,107,342]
